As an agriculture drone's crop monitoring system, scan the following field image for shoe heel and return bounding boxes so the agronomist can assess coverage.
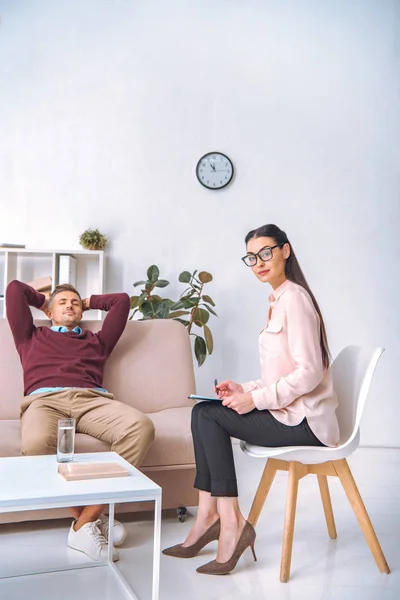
[250,543,257,562]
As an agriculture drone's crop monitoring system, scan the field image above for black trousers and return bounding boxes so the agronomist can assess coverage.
[191,401,325,497]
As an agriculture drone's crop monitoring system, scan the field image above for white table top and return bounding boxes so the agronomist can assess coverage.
[0,452,161,511]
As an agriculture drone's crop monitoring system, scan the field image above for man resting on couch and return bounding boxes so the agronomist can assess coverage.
[6,280,155,561]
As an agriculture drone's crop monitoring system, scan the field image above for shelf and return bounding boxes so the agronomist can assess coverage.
[0,249,105,320]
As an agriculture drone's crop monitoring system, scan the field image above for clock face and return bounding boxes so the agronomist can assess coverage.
[196,152,234,190]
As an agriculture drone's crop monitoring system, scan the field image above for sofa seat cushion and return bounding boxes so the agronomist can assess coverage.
[75,406,195,468]
[143,407,195,468]
[0,420,21,457]
[0,406,195,469]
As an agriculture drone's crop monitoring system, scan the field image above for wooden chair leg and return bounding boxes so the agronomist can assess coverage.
[317,474,337,539]
[280,461,303,583]
[248,459,277,527]
[333,458,390,574]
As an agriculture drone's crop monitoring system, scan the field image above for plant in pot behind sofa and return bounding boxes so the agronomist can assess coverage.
[130,265,217,366]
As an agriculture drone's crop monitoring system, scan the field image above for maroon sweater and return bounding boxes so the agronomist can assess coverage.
[6,280,131,396]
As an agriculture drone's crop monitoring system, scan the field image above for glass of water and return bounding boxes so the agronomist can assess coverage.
[57,418,76,463]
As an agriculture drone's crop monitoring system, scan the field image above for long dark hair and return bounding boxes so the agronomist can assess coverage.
[245,224,330,369]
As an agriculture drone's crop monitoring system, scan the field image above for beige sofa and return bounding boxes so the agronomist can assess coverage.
[0,318,198,523]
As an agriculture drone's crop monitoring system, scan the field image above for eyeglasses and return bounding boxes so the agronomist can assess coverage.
[241,244,285,267]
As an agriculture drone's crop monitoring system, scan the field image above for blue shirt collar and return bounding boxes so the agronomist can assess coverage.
[51,325,82,334]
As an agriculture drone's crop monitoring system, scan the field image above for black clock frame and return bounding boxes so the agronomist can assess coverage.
[195,152,234,190]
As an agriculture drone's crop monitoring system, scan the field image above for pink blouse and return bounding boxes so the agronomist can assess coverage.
[241,279,339,447]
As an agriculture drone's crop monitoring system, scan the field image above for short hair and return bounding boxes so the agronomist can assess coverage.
[48,284,82,308]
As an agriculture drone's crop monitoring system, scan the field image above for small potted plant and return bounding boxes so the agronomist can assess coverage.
[79,228,108,251]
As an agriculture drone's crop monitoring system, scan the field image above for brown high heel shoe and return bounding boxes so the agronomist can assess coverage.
[196,521,256,575]
[162,519,220,558]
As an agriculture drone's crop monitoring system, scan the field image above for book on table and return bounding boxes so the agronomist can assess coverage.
[58,462,130,481]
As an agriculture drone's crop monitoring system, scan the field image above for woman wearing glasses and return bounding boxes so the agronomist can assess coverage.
[163,224,339,575]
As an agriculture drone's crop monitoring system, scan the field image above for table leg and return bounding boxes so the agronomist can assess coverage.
[108,502,115,564]
[152,496,161,600]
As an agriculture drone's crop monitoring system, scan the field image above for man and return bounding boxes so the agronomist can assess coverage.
[6,280,155,561]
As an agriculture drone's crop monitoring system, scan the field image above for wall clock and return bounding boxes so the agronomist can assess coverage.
[196,152,234,190]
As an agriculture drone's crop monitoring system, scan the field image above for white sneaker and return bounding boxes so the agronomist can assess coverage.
[68,520,119,561]
[97,514,127,546]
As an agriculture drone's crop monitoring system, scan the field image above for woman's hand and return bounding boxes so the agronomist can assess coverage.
[215,380,244,397]
[222,391,255,415]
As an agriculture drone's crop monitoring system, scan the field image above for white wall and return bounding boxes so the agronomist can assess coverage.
[0,0,399,447]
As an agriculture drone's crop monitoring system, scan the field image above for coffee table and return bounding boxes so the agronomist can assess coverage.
[0,452,161,600]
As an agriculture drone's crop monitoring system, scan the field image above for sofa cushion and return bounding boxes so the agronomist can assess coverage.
[72,407,195,468]
[143,407,195,467]
[0,420,21,457]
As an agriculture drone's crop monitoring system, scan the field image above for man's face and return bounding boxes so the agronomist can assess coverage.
[47,291,83,329]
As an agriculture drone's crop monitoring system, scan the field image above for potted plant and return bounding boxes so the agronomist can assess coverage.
[79,228,108,251]
[130,265,217,367]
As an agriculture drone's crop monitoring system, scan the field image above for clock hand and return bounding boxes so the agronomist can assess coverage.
[210,163,216,171]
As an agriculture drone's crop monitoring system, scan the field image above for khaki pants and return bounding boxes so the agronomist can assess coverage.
[21,388,155,467]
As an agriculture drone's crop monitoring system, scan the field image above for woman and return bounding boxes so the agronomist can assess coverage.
[163,224,339,575]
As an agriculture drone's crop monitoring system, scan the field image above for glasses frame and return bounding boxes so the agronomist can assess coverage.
[241,243,285,267]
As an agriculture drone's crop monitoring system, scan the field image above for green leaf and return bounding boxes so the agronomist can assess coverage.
[173,318,190,326]
[145,281,155,293]
[202,295,215,307]
[198,271,213,284]
[194,336,207,367]
[168,310,190,318]
[133,280,146,287]
[179,271,191,283]
[204,304,218,317]
[147,265,160,282]
[147,294,163,302]
[203,324,214,354]
[155,300,171,319]
[130,295,140,309]
[170,300,187,310]
[154,279,170,288]
[193,307,210,326]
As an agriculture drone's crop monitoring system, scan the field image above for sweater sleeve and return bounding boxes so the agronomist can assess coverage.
[90,293,131,354]
[251,291,324,411]
[6,280,46,347]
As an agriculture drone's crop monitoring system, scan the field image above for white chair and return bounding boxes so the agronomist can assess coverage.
[240,346,391,582]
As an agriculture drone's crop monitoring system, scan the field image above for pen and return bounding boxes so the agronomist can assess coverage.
[214,378,219,392]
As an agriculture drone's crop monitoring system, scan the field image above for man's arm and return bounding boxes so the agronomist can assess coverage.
[6,280,47,347]
[89,293,131,354]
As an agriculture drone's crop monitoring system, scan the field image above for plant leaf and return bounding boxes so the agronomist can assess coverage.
[194,336,207,367]
[198,271,213,284]
[147,265,160,282]
[203,324,214,354]
[145,281,155,293]
[155,300,171,319]
[173,318,190,326]
[154,279,170,288]
[130,295,140,309]
[193,307,210,326]
[204,304,218,317]
[168,310,190,318]
[179,271,192,283]
[202,295,215,307]
[133,280,146,287]
[170,300,187,310]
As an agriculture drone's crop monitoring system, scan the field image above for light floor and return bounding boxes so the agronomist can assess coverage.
[0,446,399,600]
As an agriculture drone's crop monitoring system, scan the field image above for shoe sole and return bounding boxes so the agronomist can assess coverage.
[68,541,119,562]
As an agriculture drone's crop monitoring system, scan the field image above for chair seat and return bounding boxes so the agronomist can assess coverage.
[240,433,359,464]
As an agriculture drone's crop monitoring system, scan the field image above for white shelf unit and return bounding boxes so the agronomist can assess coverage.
[0,248,105,320]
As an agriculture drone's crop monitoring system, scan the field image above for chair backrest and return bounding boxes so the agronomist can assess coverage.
[331,345,384,445]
